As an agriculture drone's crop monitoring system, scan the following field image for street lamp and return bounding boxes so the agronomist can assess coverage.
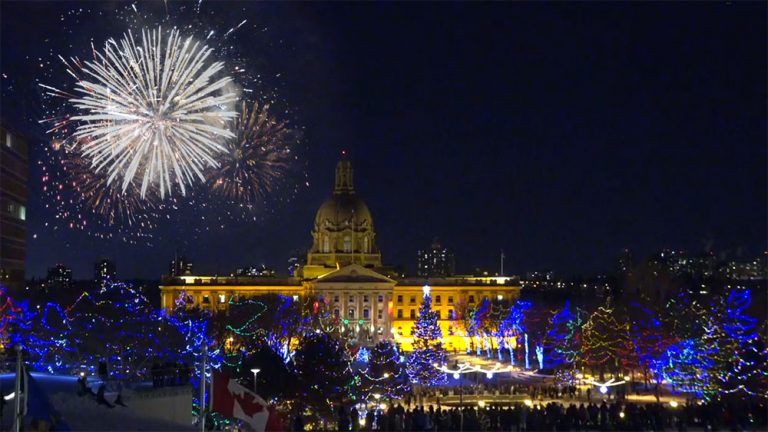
[251,368,261,394]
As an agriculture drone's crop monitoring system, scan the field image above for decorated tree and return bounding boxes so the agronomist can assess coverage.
[544,301,584,369]
[708,289,768,399]
[406,290,446,386]
[499,300,531,367]
[358,340,410,402]
[581,300,632,379]
[628,302,670,388]
[654,336,716,400]
[293,331,354,421]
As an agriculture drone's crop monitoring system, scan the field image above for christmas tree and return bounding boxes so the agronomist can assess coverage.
[359,340,410,401]
[406,288,446,385]
[544,301,583,368]
[709,289,768,399]
[581,300,632,378]
[293,331,354,420]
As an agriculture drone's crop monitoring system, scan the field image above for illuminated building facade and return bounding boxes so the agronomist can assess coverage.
[0,124,28,292]
[159,159,520,350]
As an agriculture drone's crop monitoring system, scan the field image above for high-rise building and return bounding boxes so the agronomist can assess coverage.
[94,259,117,283]
[46,264,73,290]
[417,239,455,277]
[169,256,194,277]
[0,123,28,293]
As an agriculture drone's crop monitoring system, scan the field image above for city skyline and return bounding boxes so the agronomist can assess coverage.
[1,2,765,279]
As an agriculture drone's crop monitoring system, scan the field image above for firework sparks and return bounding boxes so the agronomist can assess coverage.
[206,101,297,206]
[60,147,157,227]
[47,26,237,199]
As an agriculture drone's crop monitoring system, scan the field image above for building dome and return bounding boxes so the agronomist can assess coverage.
[314,194,373,229]
[305,158,382,276]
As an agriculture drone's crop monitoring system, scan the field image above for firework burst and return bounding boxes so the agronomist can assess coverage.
[207,101,298,206]
[60,147,158,227]
[44,26,238,199]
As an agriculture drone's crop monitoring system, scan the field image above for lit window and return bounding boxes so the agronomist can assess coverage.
[397,309,403,318]
[397,295,403,303]
[218,294,226,303]
[435,295,442,304]
[377,295,384,303]
[348,308,355,319]
[343,236,352,253]
[349,295,355,303]
[322,236,330,253]
[363,309,370,319]
[410,309,416,319]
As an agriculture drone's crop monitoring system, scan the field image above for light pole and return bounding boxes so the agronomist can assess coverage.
[251,368,261,394]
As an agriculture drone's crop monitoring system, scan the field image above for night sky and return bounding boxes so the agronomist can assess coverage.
[1,1,765,279]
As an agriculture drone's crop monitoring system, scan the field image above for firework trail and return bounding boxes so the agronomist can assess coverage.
[60,147,157,227]
[44,26,237,199]
[207,101,297,206]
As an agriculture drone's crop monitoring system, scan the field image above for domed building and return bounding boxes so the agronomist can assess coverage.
[160,158,521,350]
[303,159,383,279]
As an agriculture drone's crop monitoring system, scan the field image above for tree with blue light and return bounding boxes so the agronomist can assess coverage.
[406,286,446,386]
[359,340,410,402]
[544,301,583,368]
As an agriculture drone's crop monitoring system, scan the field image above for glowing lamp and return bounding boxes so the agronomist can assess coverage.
[486,372,493,379]
[383,373,390,378]
[379,403,387,410]
[422,284,431,297]
[523,399,533,407]
[477,400,486,408]
[599,385,608,394]
[453,372,460,380]
[373,393,381,400]
[619,412,625,419]
[670,401,678,408]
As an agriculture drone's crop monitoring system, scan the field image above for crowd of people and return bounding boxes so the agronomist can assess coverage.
[149,361,191,387]
[320,399,767,431]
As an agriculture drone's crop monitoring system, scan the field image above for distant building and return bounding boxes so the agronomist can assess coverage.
[94,259,117,283]
[417,239,455,278]
[0,123,28,292]
[169,256,194,277]
[235,265,275,277]
[46,264,73,290]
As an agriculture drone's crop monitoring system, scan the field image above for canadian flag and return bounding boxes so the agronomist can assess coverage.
[211,371,280,431]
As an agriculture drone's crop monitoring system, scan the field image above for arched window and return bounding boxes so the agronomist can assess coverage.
[343,236,352,253]
[322,236,330,253]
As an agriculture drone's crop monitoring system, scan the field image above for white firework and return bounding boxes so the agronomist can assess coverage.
[66,26,237,198]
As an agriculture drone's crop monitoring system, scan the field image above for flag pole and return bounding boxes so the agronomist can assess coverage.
[200,342,207,432]
[13,344,22,432]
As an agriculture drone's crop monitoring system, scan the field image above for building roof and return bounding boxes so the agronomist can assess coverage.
[315,264,396,284]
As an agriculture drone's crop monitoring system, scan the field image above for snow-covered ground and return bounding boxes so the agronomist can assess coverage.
[0,373,196,431]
